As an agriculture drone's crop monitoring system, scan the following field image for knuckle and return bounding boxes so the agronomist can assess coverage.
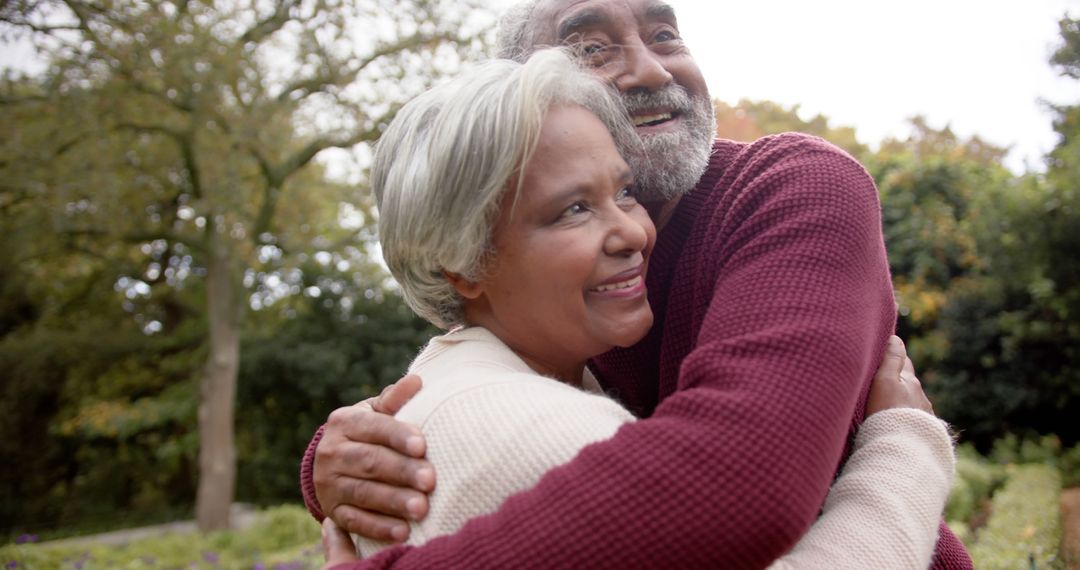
[347,479,374,507]
[327,407,351,425]
[359,448,382,477]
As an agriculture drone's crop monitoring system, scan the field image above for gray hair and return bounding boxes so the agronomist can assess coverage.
[372,48,637,329]
[496,0,542,61]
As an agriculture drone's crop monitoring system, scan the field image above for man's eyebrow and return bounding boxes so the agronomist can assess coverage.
[645,2,677,24]
[557,10,608,41]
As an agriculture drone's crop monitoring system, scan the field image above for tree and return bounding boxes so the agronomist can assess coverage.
[1,0,489,530]
[713,98,868,158]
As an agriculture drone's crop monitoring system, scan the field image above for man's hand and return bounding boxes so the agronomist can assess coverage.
[321,518,359,569]
[866,336,934,416]
[314,374,436,542]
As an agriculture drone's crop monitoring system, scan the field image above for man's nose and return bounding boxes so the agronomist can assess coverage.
[613,43,673,93]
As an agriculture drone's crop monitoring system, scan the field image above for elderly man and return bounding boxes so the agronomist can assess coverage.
[303,0,973,567]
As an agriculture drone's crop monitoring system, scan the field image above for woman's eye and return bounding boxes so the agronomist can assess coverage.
[616,186,638,203]
[559,202,589,220]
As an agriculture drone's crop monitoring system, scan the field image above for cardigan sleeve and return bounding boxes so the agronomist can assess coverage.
[767,408,956,569]
[328,137,923,569]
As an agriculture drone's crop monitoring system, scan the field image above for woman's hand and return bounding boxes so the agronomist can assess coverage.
[321,518,359,569]
[866,336,934,416]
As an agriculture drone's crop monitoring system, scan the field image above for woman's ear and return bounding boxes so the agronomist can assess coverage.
[444,271,484,300]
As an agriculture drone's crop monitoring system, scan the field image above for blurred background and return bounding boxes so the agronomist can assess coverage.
[1,0,1078,568]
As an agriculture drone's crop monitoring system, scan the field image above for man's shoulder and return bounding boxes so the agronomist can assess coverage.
[714,132,861,172]
[703,132,873,202]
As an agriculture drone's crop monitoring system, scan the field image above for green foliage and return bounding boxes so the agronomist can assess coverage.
[969,465,1063,570]
[0,0,490,533]
[945,444,1006,525]
[0,505,321,570]
[865,113,1080,448]
[234,282,435,502]
[989,433,1080,488]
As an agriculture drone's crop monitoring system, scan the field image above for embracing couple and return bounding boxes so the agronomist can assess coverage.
[301,0,974,568]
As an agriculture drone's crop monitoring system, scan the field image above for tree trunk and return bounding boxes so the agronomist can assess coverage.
[195,242,241,531]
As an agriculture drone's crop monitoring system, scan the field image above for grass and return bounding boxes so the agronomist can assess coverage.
[967,464,1064,569]
[1,505,322,570]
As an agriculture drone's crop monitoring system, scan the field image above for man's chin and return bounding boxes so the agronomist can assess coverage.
[630,138,712,202]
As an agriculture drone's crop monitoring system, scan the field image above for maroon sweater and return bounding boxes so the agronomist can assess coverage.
[304,134,972,568]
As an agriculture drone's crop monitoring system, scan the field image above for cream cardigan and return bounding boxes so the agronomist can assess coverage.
[357,327,955,568]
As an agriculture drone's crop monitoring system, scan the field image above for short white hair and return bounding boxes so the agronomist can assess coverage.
[372,49,636,329]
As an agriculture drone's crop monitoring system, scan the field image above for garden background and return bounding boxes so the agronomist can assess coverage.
[1,1,1078,568]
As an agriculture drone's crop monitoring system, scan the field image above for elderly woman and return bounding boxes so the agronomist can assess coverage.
[326,49,954,568]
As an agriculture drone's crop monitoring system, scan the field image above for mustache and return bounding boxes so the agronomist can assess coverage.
[620,85,695,114]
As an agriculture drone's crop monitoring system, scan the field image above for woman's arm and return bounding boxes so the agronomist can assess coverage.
[769,407,955,569]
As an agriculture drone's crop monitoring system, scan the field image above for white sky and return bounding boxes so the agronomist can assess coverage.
[673,0,1080,173]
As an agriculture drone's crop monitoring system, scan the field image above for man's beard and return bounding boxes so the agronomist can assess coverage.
[619,86,716,202]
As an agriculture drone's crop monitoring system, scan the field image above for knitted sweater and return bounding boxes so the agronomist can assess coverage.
[304,134,973,568]
[353,327,955,569]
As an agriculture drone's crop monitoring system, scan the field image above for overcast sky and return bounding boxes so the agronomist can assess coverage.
[669,0,1079,172]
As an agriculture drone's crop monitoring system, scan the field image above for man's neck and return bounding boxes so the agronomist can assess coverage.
[644,195,683,232]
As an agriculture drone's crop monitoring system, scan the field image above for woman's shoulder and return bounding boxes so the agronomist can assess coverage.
[397,327,632,428]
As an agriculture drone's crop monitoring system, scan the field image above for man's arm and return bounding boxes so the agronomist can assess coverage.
[301,376,435,542]
[328,135,909,568]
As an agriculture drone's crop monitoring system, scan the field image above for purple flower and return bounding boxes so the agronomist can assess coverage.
[252,564,266,570]
[6,560,19,569]
[13,535,37,545]
[202,551,220,565]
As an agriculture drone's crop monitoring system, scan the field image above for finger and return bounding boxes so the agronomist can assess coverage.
[333,473,432,519]
[902,355,918,384]
[878,335,907,382]
[322,518,359,567]
[372,375,424,416]
[332,503,414,543]
[327,408,427,459]
[322,438,435,492]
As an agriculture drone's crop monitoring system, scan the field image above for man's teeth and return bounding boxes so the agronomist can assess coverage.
[632,112,672,127]
[591,276,642,293]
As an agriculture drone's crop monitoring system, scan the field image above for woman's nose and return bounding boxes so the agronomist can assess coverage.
[603,206,650,257]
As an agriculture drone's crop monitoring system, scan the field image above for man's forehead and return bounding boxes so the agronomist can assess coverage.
[528,0,677,43]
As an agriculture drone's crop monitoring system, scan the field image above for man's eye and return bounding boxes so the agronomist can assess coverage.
[582,42,606,55]
[654,30,679,42]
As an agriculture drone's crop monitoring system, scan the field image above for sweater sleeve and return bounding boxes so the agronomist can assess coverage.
[768,408,956,570]
[334,137,910,569]
[300,423,326,521]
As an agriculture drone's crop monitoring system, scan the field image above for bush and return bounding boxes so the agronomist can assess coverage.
[969,464,1063,569]
[945,444,1006,524]
[0,505,322,570]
